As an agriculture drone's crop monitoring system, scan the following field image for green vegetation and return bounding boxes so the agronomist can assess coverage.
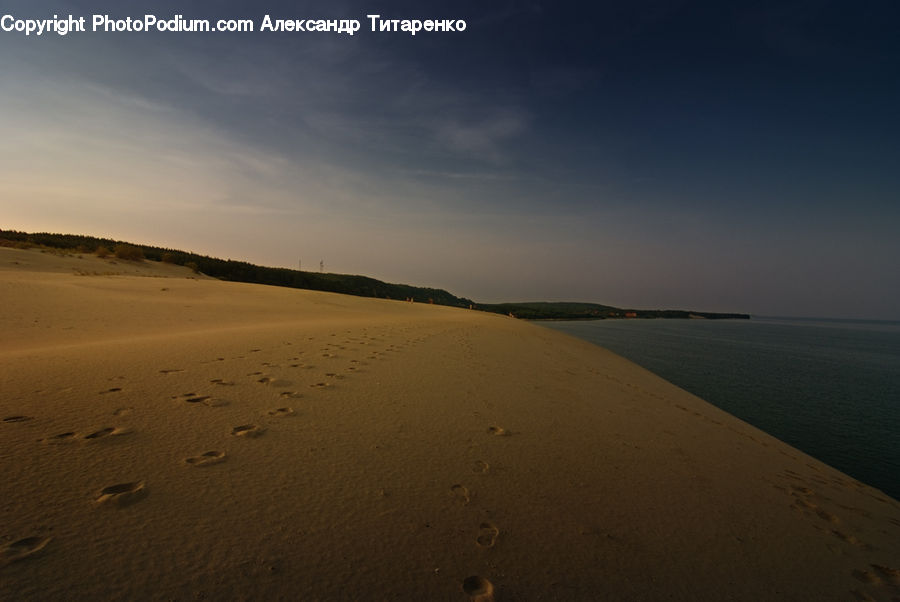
[0,230,474,308]
[113,244,144,261]
[0,230,750,320]
[476,302,618,320]
[476,301,749,320]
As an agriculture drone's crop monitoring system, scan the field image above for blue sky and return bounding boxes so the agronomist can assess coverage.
[2,0,899,318]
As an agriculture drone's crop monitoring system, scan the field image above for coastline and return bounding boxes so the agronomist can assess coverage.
[2,248,899,601]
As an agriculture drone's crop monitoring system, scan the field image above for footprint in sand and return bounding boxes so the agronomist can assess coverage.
[176,393,228,407]
[792,498,816,510]
[82,427,131,441]
[184,395,211,404]
[95,481,147,507]
[279,391,303,399]
[42,432,77,444]
[462,575,495,601]
[232,424,265,438]
[258,377,293,387]
[0,536,52,567]
[267,407,295,417]
[815,508,840,524]
[832,530,867,548]
[473,460,490,473]
[210,379,236,386]
[451,484,471,505]
[487,426,509,437]
[476,522,499,548]
[184,450,227,467]
[871,564,900,585]
[852,569,881,584]
[3,415,34,423]
[100,387,122,394]
[159,369,184,374]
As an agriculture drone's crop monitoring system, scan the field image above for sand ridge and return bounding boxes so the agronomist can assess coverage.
[1,248,899,600]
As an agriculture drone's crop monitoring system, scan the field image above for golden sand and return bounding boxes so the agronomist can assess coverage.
[1,247,898,600]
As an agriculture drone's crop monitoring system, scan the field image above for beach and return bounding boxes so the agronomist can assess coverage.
[2,247,899,601]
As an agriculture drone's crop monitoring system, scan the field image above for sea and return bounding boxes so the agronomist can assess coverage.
[543,316,900,501]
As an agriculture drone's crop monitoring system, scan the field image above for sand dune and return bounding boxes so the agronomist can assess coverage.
[2,247,898,601]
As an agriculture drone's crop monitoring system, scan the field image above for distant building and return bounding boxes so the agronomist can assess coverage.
[625,312,638,318]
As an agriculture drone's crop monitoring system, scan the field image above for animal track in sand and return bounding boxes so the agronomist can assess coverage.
[461,576,494,601]
[232,424,265,437]
[267,407,295,417]
[451,484,471,505]
[95,481,147,507]
[487,426,509,437]
[100,387,122,394]
[476,522,499,548]
[159,369,184,374]
[210,379,236,386]
[185,450,227,467]
[279,391,303,399]
[309,382,330,389]
[0,536,52,567]
[3,415,33,423]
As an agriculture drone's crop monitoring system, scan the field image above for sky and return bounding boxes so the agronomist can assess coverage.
[1,0,899,319]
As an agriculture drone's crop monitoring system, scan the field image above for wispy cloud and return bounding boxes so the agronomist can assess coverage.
[431,108,530,164]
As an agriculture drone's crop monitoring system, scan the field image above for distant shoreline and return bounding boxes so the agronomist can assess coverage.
[0,229,750,321]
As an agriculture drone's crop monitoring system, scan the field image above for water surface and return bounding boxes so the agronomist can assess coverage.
[544,317,900,500]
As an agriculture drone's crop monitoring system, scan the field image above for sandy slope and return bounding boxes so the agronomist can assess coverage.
[1,247,898,601]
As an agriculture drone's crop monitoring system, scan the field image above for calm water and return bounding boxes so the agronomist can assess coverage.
[544,317,900,500]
